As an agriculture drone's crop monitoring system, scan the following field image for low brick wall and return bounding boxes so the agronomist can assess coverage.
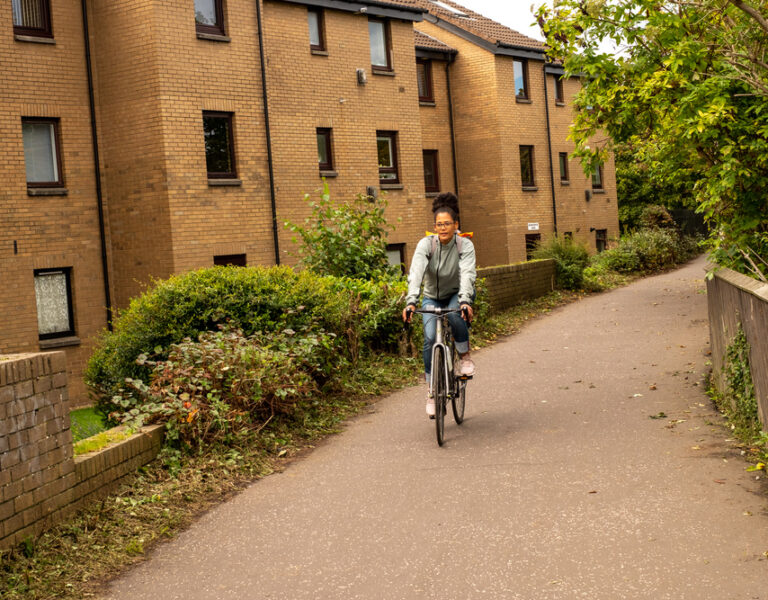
[707,267,768,427]
[0,352,163,550]
[479,259,556,313]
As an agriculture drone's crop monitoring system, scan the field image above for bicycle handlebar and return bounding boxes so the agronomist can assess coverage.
[410,306,465,316]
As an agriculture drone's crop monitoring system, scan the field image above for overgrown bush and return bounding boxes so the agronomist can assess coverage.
[113,327,335,450]
[638,204,677,230]
[85,266,407,418]
[532,236,590,290]
[284,183,398,279]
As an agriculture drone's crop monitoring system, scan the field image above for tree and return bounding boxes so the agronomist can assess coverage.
[537,0,768,280]
[284,183,399,280]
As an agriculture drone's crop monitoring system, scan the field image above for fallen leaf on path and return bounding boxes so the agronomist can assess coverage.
[588,490,597,494]
[649,384,657,390]
[691,445,702,450]
[713,479,726,484]
[650,412,667,419]
[633,393,644,398]
[743,511,752,516]
[746,463,766,472]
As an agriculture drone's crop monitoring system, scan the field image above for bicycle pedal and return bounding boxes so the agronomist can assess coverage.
[458,375,473,380]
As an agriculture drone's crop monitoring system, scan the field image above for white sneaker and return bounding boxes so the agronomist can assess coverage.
[459,357,476,377]
[426,393,436,418]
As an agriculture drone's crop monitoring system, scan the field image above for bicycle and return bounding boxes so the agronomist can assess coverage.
[407,306,472,446]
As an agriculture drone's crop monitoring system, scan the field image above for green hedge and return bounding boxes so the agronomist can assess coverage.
[85,266,408,417]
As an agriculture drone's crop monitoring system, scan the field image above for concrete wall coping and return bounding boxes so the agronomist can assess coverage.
[713,267,768,302]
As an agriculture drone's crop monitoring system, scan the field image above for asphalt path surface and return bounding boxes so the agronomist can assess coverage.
[104,256,768,599]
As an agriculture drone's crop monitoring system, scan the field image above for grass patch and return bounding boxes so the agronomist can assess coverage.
[0,288,625,599]
[70,407,108,443]
[73,428,134,456]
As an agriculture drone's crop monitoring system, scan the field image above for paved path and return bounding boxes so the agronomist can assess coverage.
[104,256,768,599]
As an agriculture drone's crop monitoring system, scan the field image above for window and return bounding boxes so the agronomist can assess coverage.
[595,229,608,253]
[369,19,391,71]
[417,59,434,102]
[554,76,565,104]
[558,152,569,183]
[377,131,399,184]
[203,111,236,179]
[525,234,541,260]
[308,8,325,51]
[214,254,246,266]
[519,145,535,187]
[34,268,74,340]
[22,118,62,187]
[422,150,439,193]
[592,165,604,189]
[317,128,333,172]
[386,243,406,274]
[513,59,529,100]
[563,231,573,240]
[195,0,224,36]
[12,0,52,38]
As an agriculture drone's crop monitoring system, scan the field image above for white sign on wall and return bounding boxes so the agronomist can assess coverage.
[527,223,540,231]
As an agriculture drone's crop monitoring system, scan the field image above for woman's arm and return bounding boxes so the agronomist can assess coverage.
[405,237,432,307]
[457,239,476,306]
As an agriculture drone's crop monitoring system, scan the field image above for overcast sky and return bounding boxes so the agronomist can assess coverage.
[449,1,547,41]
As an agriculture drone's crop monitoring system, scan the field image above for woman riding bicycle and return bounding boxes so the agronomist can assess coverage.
[402,193,476,417]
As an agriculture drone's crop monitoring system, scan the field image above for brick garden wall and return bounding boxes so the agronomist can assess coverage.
[0,352,163,551]
[707,267,768,427]
[479,259,555,313]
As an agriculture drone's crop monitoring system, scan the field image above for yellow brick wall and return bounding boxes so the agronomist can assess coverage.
[416,23,508,267]
[1,1,111,406]
[263,2,429,266]
[418,57,457,202]
[547,74,618,252]
[154,0,275,273]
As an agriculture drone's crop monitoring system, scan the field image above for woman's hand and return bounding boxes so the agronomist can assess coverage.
[461,304,473,322]
[403,304,416,323]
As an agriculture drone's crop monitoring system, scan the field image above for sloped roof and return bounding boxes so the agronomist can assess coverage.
[414,29,457,54]
[398,0,546,52]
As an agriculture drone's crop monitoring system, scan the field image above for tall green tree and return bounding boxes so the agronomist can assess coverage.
[537,0,768,280]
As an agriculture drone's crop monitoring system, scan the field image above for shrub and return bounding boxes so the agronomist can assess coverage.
[85,266,407,418]
[284,183,398,279]
[114,327,334,450]
[638,204,677,230]
[532,236,590,290]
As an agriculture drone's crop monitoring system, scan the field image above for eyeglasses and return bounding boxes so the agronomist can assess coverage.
[434,221,455,230]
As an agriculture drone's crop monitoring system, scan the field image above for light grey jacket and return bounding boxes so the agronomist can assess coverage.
[406,234,476,306]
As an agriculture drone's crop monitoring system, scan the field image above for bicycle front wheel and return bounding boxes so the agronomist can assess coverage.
[432,346,447,446]
[452,379,466,424]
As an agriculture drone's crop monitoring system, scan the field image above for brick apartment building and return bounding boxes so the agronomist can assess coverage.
[1,0,617,404]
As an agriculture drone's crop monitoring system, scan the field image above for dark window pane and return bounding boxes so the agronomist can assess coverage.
[13,0,51,36]
[520,145,534,187]
[555,77,564,103]
[317,128,332,171]
[423,150,439,192]
[596,229,607,252]
[214,254,246,266]
[559,152,568,181]
[203,113,235,177]
[525,234,541,260]
[592,166,603,189]
[377,131,399,183]
[417,60,433,102]
[514,60,527,99]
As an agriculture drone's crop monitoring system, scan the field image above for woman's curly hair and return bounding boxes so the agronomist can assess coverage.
[432,192,460,221]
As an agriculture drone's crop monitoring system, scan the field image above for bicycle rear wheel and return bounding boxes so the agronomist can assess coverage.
[452,379,466,424]
[432,346,447,446]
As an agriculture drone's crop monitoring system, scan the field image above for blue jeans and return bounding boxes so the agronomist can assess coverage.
[422,293,470,376]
